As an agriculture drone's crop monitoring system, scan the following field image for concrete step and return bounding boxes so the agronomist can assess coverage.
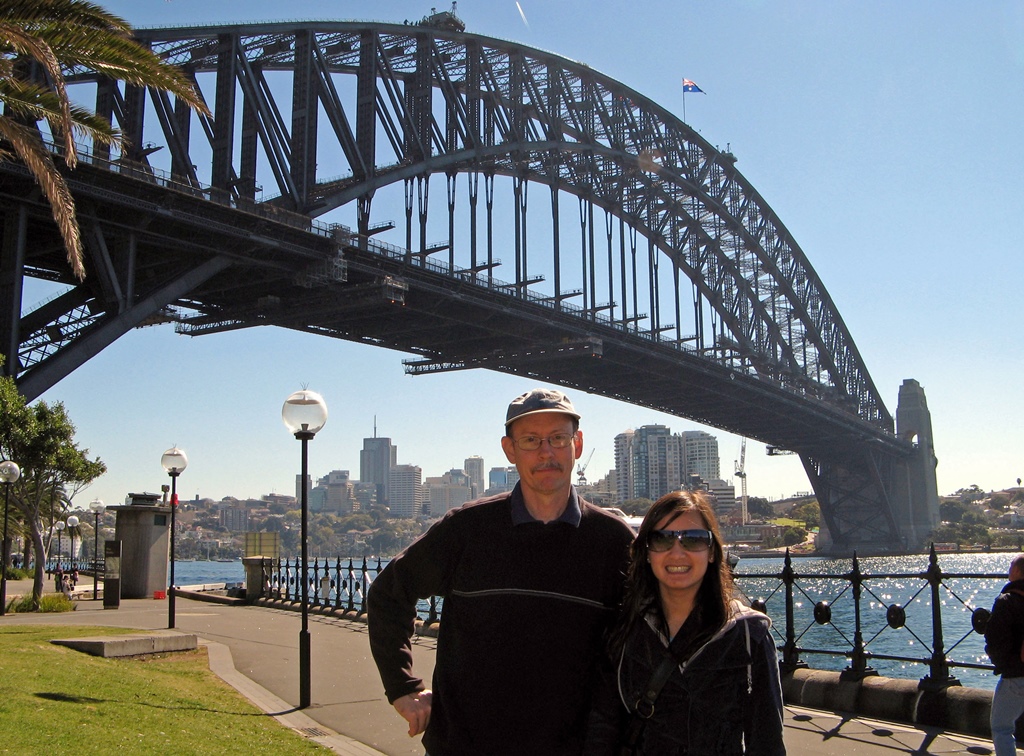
[51,631,198,658]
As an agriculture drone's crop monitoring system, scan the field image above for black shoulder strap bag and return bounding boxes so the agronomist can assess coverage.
[617,629,691,756]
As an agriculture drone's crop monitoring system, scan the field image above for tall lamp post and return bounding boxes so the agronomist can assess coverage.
[0,460,21,617]
[55,520,65,573]
[161,447,188,629]
[89,499,105,600]
[282,389,328,709]
[66,515,80,571]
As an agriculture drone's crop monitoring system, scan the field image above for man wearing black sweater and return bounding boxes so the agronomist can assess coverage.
[986,552,1024,756]
[367,388,634,755]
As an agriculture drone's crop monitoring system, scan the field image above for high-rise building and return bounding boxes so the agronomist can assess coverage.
[464,456,485,499]
[631,425,672,501]
[683,430,721,482]
[388,464,423,519]
[361,431,397,505]
[613,430,634,503]
[614,426,722,504]
[488,466,519,494]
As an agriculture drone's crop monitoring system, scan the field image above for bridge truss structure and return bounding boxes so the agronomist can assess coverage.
[0,16,938,552]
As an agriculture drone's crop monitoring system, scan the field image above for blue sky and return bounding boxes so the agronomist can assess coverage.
[36,1,1024,508]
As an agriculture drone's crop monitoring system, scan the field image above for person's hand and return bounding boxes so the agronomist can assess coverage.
[393,689,433,737]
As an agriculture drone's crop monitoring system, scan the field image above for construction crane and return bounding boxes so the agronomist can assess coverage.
[577,449,596,487]
[734,438,748,524]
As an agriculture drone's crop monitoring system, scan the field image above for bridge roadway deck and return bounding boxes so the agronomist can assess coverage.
[1,580,1001,755]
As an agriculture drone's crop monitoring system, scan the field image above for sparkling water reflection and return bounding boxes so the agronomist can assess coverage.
[734,552,1010,691]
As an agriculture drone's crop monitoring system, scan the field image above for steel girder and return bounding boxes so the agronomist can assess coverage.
[38,20,933,550]
[90,21,889,436]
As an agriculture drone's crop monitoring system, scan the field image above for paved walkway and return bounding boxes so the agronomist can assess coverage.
[0,578,1004,755]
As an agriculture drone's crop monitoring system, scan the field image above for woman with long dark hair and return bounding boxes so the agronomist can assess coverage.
[585,490,786,755]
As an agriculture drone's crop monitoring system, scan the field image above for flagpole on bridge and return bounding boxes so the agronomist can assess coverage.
[681,78,704,123]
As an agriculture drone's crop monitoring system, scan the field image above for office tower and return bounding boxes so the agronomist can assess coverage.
[360,428,397,505]
[614,430,635,504]
[707,479,737,517]
[488,466,519,494]
[321,470,354,514]
[464,456,485,498]
[294,473,312,505]
[426,470,473,517]
[388,464,423,519]
[631,425,672,500]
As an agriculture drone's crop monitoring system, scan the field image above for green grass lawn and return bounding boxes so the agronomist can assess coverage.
[0,626,328,755]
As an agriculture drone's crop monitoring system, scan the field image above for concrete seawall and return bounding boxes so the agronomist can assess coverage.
[782,668,994,740]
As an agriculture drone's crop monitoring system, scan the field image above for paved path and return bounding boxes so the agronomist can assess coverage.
[0,579,1003,755]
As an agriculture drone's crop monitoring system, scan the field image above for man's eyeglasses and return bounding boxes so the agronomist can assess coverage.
[647,529,714,553]
[510,433,577,451]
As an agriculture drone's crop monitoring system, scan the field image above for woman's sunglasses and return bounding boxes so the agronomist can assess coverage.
[647,529,714,553]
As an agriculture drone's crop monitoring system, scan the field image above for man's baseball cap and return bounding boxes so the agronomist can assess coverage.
[505,388,581,428]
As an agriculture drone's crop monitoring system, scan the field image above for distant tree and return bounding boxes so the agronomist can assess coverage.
[989,492,1012,511]
[746,497,774,520]
[940,499,967,524]
[787,501,820,530]
[0,372,105,607]
[782,526,807,547]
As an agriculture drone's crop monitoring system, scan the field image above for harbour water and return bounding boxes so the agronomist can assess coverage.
[173,559,245,587]
[170,551,1011,692]
[733,552,1009,692]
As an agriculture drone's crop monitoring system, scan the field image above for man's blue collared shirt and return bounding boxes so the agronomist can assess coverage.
[508,482,582,527]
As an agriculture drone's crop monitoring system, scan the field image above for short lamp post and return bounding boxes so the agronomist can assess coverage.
[282,389,328,709]
[161,447,188,629]
[55,520,65,572]
[89,499,105,600]
[66,516,80,570]
[0,460,21,617]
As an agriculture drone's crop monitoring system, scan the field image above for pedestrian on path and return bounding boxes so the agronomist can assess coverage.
[985,552,1024,756]
[367,388,634,756]
[585,490,786,755]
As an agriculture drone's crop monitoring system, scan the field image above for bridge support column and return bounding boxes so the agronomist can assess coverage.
[0,206,26,378]
[892,379,940,551]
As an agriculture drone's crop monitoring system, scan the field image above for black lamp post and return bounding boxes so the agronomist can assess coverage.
[161,447,188,629]
[0,460,21,616]
[89,499,105,600]
[66,515,79,571]
[281,389,328,709]
[55,520,65,573]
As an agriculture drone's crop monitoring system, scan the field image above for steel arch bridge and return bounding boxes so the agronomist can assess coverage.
[0,14,938,553]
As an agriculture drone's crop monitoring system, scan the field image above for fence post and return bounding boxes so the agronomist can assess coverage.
[841,552,877,681]
[920,544,960,690]
[779,549,806,673]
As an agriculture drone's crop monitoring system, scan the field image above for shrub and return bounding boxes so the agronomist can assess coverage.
[5,593,75,613]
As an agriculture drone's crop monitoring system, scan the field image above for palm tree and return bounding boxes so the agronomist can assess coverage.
[0,0,209,279]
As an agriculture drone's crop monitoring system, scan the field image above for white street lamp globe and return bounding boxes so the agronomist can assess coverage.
[67,515,79,528]
[55,521,65,532]
[161,447,189,476]
[90,499,105,515]
[0,460,20,484]
[282,390,328,436]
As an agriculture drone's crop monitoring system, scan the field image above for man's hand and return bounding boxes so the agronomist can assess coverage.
[393,689,433,737]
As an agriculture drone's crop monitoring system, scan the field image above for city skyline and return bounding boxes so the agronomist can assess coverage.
[24,1,1024,510]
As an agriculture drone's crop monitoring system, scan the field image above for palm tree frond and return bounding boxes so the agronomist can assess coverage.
[0,118,84,280]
